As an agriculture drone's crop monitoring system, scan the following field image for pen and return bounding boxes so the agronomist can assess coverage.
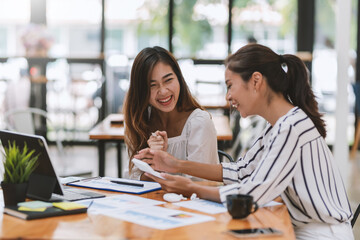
[110,180,144,187]
[88,200,94,209]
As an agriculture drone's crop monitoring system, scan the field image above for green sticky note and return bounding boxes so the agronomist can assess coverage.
[18,206,47,212]
[53,202,87,210]
[18,201,53,209]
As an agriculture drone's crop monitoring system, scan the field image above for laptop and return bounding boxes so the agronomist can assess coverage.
[0,130,105,201]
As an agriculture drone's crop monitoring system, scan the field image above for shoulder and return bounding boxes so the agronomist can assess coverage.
[281,107,315,130]
[273,107,321,142]
[184,109,215,133]
[187,108,212,121]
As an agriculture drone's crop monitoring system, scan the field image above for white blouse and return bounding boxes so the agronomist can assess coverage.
[129,108,219,180]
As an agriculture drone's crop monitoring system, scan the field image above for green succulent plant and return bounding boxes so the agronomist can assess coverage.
[2,141,39,184]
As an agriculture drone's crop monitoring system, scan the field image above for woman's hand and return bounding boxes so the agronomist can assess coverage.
[134,148,180,173]
[147,131,168,151]
[145,173,221,202]
[145,173,196,197]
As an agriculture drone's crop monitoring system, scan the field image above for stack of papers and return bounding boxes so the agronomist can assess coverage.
[77,194,214,230]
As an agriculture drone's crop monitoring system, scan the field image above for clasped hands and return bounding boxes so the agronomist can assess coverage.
[147,130,168,151]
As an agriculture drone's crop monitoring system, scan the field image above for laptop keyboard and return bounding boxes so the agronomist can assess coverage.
[52,187,105,201]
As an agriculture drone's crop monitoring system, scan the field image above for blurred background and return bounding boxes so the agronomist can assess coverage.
[0,0,357,145]
[0,0,359,236]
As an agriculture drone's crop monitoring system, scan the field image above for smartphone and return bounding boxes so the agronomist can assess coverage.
[227,228,283,238]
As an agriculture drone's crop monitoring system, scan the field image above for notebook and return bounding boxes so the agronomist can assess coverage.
[0,130,105,202]
[4,202,88,220]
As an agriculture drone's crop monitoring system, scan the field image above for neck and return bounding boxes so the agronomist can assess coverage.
[153,108,181,129]
[260,96,294,126]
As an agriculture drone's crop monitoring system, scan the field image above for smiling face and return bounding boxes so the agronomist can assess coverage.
[225,68,257,118]
[149,62,180,113]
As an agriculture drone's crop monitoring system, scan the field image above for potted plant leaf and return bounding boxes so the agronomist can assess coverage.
[1,141,39,206]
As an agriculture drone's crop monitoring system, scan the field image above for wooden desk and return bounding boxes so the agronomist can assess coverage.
[89,114,232,177]
[0,186,295,239]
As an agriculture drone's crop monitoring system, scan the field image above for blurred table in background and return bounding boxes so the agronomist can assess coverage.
[89,114,232,177]
[197,94,230,111]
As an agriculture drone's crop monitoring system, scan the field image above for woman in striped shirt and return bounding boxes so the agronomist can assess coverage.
[135,44,354,239]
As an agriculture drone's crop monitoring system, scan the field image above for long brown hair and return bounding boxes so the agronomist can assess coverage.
[123,46,202,172]
[225,44,326,138]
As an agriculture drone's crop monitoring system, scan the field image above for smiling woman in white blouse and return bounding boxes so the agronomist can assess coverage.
[123,46,219,181]
[135,44,354,240]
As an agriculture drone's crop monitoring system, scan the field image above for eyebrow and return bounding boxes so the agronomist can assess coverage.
[150,73,174,83]
[162,73,173,79]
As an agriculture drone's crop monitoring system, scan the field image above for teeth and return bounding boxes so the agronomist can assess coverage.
[158,96,171,103]
[230,101,238,108]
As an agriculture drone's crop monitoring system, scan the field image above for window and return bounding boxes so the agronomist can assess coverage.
[47,0,102,57]
[173,0,228,59]
[232,0,296,54]
[0,0,31,56]
[105,0,168,57]
[312,0,358,145]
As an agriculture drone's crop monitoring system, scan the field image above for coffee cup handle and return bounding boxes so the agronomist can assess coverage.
[251,202,259,213]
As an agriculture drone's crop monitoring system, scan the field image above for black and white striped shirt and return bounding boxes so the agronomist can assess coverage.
[220,107,353,226]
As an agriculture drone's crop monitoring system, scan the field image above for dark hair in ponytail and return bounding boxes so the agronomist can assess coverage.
[225,44,326,138]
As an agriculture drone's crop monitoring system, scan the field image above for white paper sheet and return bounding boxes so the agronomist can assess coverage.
[174,199,227,214]
[76,194,165,214]
[103,205,215,230]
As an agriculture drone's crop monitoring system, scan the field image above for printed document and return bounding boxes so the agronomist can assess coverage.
[102,205,215,230]
[77,194,165,214]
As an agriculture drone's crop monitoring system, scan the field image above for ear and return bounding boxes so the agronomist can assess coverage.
[251,72,263,91]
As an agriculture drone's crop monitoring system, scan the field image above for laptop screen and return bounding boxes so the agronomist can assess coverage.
[0,130,64,199]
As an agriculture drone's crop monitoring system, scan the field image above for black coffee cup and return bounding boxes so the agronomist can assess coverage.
[226,194,258,219]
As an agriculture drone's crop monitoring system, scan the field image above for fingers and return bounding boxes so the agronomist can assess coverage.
[134,148,153,159]
[151,131,165,140]
[157,131,168,139]
[144,173,166,184]
[148,140,165,150]
[145,174,169,191]
[148,131,166,150]
[138,148,151,154]
[149,135,164,142]
[145,173,188,194]
[142,159,153,165]
[159,172,175,180]
[157,131,168,151]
